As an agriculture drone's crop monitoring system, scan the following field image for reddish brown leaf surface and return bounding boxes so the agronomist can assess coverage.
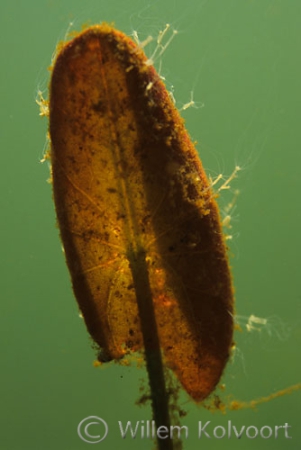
[49,24,234,402]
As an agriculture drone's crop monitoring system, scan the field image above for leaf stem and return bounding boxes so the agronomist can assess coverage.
[128,246,178,450]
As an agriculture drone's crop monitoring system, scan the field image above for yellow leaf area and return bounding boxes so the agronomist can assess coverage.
[49,24,234,402]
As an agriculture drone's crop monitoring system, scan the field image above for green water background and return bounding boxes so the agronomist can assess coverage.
[1,0,300,449]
